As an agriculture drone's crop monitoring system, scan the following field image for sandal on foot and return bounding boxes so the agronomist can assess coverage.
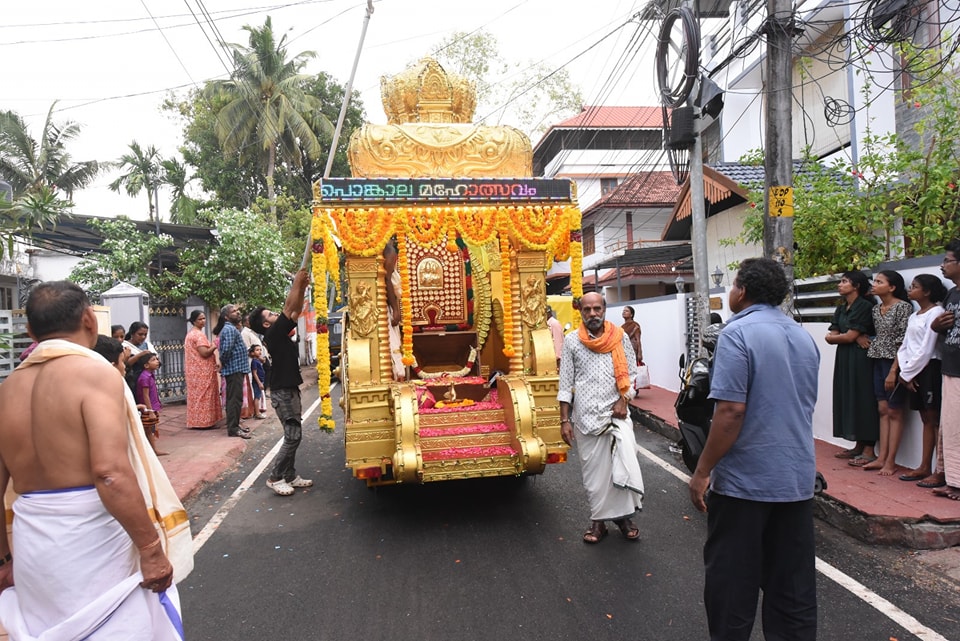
[583,521,607,544]
[917,475,946,488]
[613,518,640,541]
[834,448,862,459]
[848,456,877,467]
[899,471,928,482]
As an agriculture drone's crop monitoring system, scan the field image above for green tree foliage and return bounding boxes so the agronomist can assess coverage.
[431,30,583,138]
[173,208,292,311]
[68,218,175,303]
[203,16,334,223]
[733,46,960,277]
[109,141,162,221]
[0,185,71,261]
[164,71,362,214]
[160,157,204,225]
[0,103,100,199]
[164,90,264,211]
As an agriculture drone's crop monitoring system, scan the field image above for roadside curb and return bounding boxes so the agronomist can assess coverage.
[631,406,680,443]
[814,493,960,550]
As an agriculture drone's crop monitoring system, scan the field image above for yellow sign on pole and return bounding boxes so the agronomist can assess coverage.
[769,186,794,217]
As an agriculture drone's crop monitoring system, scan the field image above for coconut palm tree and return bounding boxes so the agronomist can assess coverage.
[109,141,162,221]
[0,103,100,199]
[161,157,202,225]
[205,16,333,223]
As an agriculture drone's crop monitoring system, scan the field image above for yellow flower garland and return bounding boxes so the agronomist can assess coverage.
[318,203,583,362]
[310,210,337,432]
[498,220,516,358]
[396,231,415,366]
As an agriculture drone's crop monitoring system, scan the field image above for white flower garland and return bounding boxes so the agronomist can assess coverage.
[413,346,478,380]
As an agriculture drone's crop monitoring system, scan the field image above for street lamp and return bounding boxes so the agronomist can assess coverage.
[712,266,724,287]
[675,275,685,293]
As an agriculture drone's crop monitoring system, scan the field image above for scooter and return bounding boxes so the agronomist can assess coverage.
[674,327,718,474]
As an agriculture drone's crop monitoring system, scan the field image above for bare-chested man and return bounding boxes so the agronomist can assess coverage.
[0,281,183,639]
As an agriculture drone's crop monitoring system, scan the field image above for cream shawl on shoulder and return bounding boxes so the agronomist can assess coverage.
[12,339,194,582]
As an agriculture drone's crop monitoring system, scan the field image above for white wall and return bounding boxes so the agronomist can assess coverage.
[607,294,691,392]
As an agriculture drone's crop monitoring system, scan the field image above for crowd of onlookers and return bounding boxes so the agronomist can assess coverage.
[827,240,960,502]
[76,310,274,456]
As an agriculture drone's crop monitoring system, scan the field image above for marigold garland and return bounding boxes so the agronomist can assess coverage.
[396,231,415,366]
[498,219,516,358]
[405,206,446,246]
[332,207,396,257]
[310,210,337,432]
[570,228,584,305]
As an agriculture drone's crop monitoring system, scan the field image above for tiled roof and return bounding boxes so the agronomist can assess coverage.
[592,243,693,270]
[586,171,682,211]
[551,106,664,129]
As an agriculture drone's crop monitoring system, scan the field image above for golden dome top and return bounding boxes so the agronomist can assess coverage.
[380,57,477,125]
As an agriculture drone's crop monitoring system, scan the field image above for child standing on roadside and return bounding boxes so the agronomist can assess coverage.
[250,344,268,419]
[136,352,168,456]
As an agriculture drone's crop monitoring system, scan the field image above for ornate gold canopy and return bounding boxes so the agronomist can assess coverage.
[381,57,476,124]
[349,57,533,178]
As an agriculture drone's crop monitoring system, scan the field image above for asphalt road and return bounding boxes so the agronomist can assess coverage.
[180,382,960,641]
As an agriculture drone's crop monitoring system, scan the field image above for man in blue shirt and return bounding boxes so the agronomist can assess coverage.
[689,257,820,641]
[219,304,251,439]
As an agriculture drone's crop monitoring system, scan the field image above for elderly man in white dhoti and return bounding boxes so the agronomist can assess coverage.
[0,281,192,640]
[558,292,644,544]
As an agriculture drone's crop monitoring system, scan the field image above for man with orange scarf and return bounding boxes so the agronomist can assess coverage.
[558,292,644,544]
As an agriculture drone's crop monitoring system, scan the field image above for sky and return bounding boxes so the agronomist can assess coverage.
[5,0,663,221]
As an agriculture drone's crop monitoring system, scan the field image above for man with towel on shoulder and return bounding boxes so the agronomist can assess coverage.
[0,281,191,640]
[558,291,644,545]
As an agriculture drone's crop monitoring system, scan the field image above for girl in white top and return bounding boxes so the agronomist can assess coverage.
[894,274,949,485]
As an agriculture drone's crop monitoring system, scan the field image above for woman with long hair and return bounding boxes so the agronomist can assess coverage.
[184,310,223,429]
[896,274,948,488]
[826,270,879,464]
[861,270,913,474]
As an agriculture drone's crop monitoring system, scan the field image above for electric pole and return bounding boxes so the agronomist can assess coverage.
[763,0,796,309]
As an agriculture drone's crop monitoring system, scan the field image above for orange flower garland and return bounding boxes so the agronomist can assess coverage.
[452,206,498,246]
[332,207,396,256]
[405,206,446,246]
[396,231,415,366]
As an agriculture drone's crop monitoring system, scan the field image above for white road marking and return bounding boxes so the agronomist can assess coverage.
[635,442,950,641]
[189,387,328,559]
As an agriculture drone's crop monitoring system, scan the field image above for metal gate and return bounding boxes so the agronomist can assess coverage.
[148,300,187,403]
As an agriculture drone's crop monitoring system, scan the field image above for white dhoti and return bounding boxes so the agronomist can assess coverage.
[942,375,960,487]
[0,487,184,641]
[576,418,644,521]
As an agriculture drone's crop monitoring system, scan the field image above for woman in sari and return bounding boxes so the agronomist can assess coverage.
[184,310,222,429]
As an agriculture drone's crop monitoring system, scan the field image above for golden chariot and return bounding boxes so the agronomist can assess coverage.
[310,58,583,486]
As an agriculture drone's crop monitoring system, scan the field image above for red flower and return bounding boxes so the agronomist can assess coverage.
[318,324,329,334]
[749,202,756,208]
[312,240,324,253]
[914,101,921,108]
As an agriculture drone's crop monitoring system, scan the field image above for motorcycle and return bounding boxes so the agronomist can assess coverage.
[673,322,827,494]
[674,324,721,474]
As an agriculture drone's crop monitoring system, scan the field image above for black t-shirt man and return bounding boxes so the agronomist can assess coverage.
[263,312,302,390]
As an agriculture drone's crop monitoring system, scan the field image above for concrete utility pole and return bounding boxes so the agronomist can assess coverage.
[763,0,796,309]
[686,1,712,338]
